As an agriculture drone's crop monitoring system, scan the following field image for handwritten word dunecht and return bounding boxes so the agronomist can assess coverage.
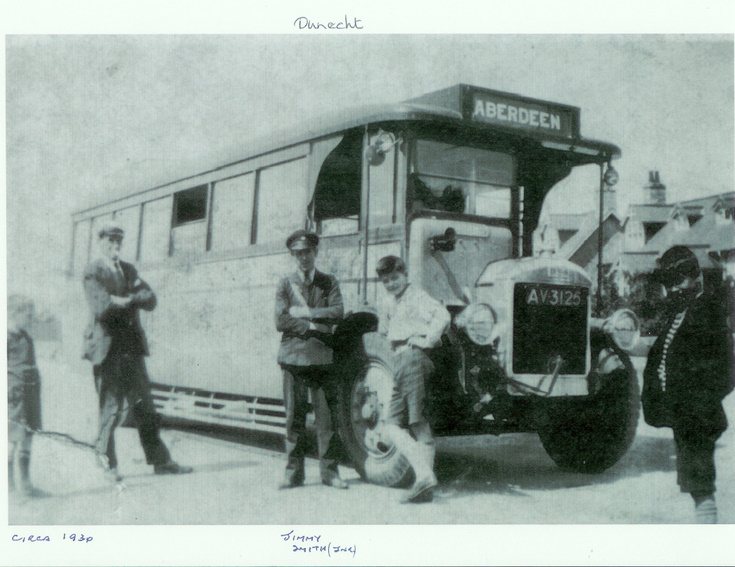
[280,530,357,558]
[294,16,363,30]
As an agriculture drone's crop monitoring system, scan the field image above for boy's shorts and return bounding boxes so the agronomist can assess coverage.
[385,346,434,426]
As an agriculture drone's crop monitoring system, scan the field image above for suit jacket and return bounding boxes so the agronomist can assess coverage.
[275,269,344,366]
[643,291,734,434]
[83,258,157,365]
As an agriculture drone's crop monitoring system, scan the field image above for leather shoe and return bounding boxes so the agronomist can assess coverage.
[154,462,193,475]
[279,471,304,489]
[402,476,438,503]
[105,467,124,483]
[322,477,349,489]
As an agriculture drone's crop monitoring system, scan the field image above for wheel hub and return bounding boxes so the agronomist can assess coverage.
[351,361,395,457]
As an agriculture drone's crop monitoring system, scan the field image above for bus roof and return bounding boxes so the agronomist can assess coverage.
[74,84,620,216]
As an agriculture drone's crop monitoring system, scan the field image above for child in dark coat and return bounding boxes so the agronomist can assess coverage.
[7,295,42,496]
[643,247,734,523]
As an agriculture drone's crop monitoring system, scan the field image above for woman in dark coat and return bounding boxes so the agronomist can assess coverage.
[643,246,734,523]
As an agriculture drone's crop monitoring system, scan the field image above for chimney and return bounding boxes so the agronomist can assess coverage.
[645,170,666,204]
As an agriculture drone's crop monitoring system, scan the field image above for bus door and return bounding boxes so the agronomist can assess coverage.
[360,128,407,306]
[311,127,406,312]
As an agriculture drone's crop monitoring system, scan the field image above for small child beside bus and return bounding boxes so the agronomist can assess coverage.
[7,294,42,497]
[376,255,450,503]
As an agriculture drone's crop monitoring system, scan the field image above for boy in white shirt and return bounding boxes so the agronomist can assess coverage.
[376,255,450,503]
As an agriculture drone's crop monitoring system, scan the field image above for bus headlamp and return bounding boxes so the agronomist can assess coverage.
[603,308,640,352]
[455,303,497,346]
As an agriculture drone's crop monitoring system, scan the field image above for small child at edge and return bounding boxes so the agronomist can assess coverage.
[8,294,43,497]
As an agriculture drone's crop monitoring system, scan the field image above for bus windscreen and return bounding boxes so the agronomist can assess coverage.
[411,140,515,218]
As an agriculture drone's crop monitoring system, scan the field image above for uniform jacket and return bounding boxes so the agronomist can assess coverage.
[643,291,734,434]
[83,258,157,365]
[275,270,344,366]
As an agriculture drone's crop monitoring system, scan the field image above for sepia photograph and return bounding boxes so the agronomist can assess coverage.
[3,2,735,565]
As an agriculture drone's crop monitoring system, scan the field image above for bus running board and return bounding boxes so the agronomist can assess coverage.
[150,383,286,434]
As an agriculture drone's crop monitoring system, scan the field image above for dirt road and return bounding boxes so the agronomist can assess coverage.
[8,352,735,526]
[5,351,735,565]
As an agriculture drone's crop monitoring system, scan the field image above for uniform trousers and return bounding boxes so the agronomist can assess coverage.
[281,364,342,484]
[93,353,171,470]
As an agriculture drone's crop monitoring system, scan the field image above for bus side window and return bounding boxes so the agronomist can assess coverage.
[313,133,362,236]
[367,132,398,227]
[170,185,209,256]
[255,157,308,245]
[210,173,255,252]
[140,196,174,263]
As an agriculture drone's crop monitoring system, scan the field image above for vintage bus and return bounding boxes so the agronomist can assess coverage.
[69,84,640,485]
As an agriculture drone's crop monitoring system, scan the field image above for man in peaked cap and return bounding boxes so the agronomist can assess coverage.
[275,229,348,489]
[82,221,192,481]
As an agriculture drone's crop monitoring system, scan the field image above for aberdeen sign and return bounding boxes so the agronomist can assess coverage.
[467,88,578,139]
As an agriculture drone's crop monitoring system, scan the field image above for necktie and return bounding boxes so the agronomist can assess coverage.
[115,261,124,283]
[301,273,311,308]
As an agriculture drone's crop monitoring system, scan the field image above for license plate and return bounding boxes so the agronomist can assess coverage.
[524,285,584,307]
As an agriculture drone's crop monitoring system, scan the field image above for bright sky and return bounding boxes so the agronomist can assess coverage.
[4,9,735,297]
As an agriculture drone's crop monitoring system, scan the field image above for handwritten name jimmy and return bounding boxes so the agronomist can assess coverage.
[294,16,363,30]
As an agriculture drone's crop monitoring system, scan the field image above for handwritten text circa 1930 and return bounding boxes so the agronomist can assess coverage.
[280,530,357,558]
[11,533,93,543]
[294,16,363,30]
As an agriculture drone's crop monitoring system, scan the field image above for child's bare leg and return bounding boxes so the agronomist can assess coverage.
[8,441,18,492]
[18,434,33,495]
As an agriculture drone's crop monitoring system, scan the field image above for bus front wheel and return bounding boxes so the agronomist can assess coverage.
[336,332,413,487]
[537,335,640,474]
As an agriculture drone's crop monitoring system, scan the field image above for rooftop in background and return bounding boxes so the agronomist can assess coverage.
[544,169,734,278]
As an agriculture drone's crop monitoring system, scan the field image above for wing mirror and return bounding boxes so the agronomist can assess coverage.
[429,227,457,252]
[365,130,402,166]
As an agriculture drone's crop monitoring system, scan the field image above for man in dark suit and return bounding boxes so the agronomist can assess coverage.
[83,222,191,481]
[643,246,734,523]
[275,229,347,489]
